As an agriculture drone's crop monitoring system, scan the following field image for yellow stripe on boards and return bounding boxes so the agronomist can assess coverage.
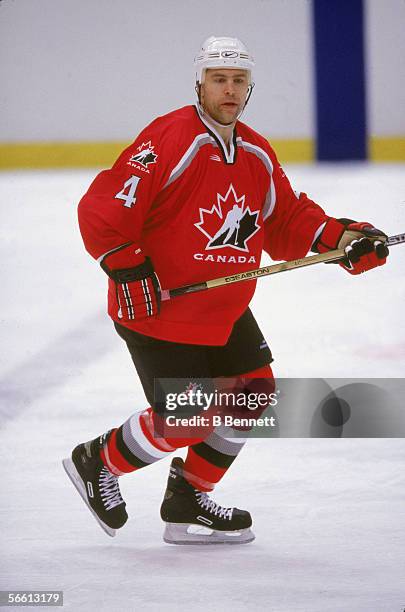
[0,139,315,170]
[0,137,404,170]
[0,142,131,170]
[369,137,405,161]
[267,139,315,162]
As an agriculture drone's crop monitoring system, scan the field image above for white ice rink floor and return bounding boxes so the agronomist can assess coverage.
[1,164,404,611]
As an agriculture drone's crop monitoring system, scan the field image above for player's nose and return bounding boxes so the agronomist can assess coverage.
[224,80,236,96]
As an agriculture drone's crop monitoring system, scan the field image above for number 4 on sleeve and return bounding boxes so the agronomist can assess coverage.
[114,175,141,208]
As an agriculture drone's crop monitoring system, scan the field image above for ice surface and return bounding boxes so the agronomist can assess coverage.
[0,164,404,611]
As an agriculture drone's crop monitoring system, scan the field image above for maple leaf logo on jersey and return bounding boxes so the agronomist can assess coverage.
[129,141,157,168]
[194,184,260,252]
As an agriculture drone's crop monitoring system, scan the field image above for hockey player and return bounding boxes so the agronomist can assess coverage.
[63,36,389,544]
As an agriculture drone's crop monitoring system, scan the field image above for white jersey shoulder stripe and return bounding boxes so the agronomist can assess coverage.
[236,137,276,220]
[165,133,213,188]
[236,137,273,174]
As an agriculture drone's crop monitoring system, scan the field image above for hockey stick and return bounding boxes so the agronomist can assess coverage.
[160,232,405,302]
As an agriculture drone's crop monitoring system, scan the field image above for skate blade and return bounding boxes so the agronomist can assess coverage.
[163,522,255,545]
[62,457,116,538]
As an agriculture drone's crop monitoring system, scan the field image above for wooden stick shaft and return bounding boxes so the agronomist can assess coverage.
[206,249,344,289]
[160,232,404,301]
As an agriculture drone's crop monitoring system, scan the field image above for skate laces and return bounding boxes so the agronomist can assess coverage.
[195,491,233,520]
[99,467,124,511]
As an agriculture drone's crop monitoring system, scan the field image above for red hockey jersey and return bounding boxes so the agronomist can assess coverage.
[78,105,328,345]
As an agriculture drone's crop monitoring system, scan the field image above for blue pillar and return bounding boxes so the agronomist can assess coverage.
[313,0,367,160]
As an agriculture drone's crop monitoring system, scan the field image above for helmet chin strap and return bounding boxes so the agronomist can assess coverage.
[195,83,255,128]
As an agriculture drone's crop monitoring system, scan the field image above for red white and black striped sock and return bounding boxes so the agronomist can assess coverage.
[100,408,176,475]
[99,364,274,490]
[184,364,275,491]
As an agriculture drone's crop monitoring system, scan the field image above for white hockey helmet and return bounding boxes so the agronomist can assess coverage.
[194,36,255,85]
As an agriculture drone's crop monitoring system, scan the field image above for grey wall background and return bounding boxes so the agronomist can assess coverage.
[1,0,404,142]
[365,0,405,137]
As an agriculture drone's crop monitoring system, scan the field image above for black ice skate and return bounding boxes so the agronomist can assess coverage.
[62,432,127,537]
[160,457,255,545]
